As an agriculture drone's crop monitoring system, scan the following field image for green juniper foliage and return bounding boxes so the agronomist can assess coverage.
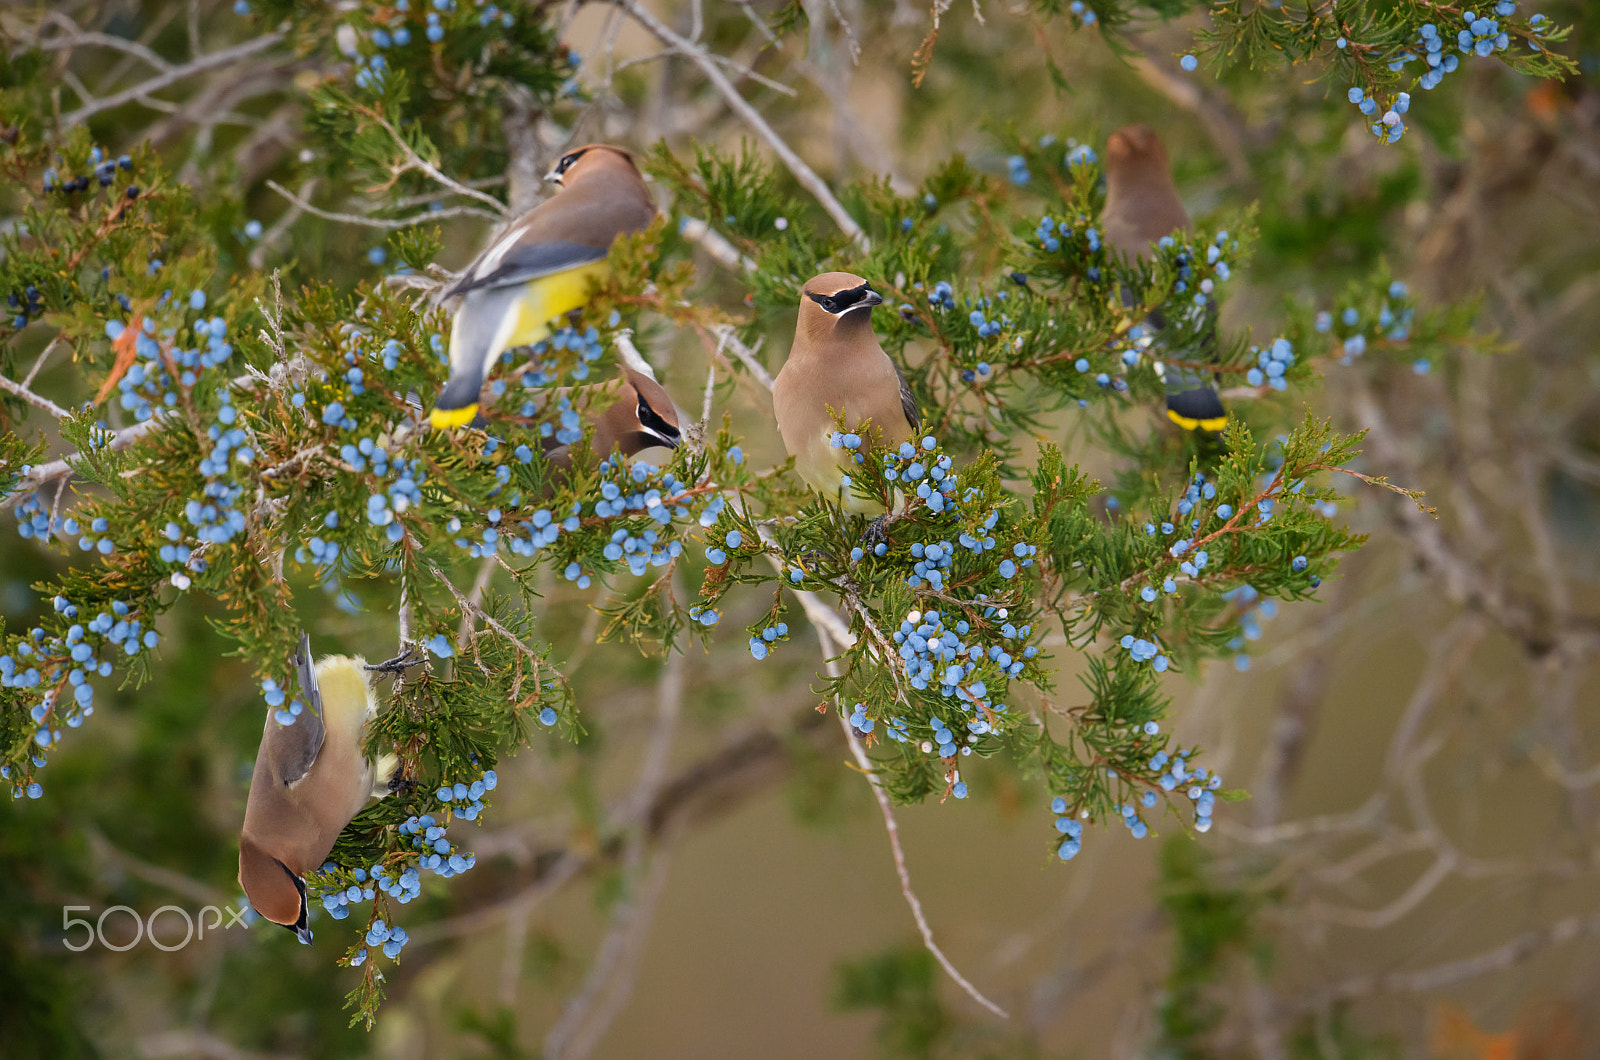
[0,0,1564,1031]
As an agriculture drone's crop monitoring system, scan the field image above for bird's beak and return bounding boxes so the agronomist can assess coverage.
[543,168,563,185]
[861,289,884,307]
[644,427,680,450]
[295,924,314,945]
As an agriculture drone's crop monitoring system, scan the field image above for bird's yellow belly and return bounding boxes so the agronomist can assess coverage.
[506,262,612,348]
[795,436,885,515]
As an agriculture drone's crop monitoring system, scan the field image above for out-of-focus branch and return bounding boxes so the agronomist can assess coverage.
[612,0,867,248]
[265,180,501,229]
[61,33,285,125]
[544,650,684,1059]
[1351,382,1600,654]
[0,371,70,419]
[2,418,166,511]
[1308,910,1600,1006]
[408,703,836,945]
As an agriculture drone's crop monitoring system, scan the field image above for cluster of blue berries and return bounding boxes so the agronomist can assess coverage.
[891,603,1033,714]
[1346,86,1411,144]
[883,709,977,798]
[7,284,43,330]
[320,860,423,918]
[1221,583,1279,670]
[508,323,607,392]
[1006,155,1031,186]
[966,303,1010,341]
[746,620,789,660]
[359,919,411,963]
[1033,213,1076,255]
[1245,336,1296,391]
[2,595,156,799]
[10,490,62,542]
[400,800,482,877]
[1339,4,1549,143]
[39,148,134,197]
[107,301,235,423]
[879,435,964,516]
[1119,632,1172,672]
[1148,748,1221,831]
[1314,280,1413,367]
[1050,796,1085,859]
[436,770,497,821]
[333,0,518,86]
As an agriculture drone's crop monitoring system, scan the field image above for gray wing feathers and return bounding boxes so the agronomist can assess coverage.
[271,632,325,787]
[893,361,921,432]
[443,239,607,298]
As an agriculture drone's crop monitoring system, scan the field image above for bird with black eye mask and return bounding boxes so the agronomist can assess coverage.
[773,271,920,523]
[542,367,682,474]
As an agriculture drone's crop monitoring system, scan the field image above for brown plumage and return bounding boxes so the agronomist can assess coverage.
[773,272,919,514]
[1102,124,1227,432]
[1102,124,1191,258]
[544,367,682,471]
[431,145,657,428]
[239,636,395,943]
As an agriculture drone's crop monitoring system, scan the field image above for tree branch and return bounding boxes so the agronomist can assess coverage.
[611,0,867,248]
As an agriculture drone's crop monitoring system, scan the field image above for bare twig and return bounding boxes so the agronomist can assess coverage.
[2,418,165,510]
[0,371,71,419]
[678,217,756,272]
[812,619,1009,1019]
[265,180,500,230]
[61,33,285,125]
[612,0,867,247]
[545,651,684,1058]
[708,323,774,391]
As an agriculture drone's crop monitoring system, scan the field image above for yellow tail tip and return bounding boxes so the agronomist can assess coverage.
[430,403,478,429]
[1167,410,1228,432]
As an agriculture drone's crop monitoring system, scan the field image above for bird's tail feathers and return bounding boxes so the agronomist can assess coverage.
[371,753,400,798]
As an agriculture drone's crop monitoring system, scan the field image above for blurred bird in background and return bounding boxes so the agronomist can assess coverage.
[1102,124,1227,433]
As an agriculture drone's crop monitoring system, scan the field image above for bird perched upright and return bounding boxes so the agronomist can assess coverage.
[543,367,681,472]
[773,272,920,514]
[430,144,656,429]
[239,634,397,944]
[1102,124,1227,433]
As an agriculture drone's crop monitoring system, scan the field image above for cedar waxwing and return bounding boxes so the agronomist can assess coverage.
[773,272,920,514]
[239,634,397,944]
[430,145,656,429]
[1102,124,1227,432]
[543,367,682,472]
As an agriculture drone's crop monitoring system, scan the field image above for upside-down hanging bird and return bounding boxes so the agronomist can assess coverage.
[238,634,398,943]
[1102,124,1227,432]
[430,145,656,429]
[773,272,920,515]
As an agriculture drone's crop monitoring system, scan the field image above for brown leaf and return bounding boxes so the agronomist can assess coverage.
[93,314,142,405]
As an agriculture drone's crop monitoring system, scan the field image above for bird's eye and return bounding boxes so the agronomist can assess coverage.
[820,297,837,312]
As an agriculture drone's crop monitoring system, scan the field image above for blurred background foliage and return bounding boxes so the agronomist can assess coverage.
[2,0,1599,1056]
